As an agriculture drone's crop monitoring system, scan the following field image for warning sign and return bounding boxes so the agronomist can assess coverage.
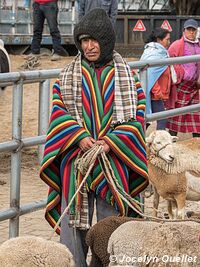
[161,20,172,32]
[133,20,146,31]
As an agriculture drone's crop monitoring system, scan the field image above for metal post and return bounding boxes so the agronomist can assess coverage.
[38,79,50,164]
[9,81,23,238]
[139,68,147,212]
[71,0,75,34]
[140,68,147,94]
[27,2,31,35]
[11,0,16,35]
[123,0,125,11]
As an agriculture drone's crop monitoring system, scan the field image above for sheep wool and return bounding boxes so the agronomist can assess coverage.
[108,220,200,267]
[149,144,200,174]
[147,131,200,218]
[0,235,75,267]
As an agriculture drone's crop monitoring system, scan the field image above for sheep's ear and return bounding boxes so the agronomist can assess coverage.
[171,136,178,143]
[146,136,151,145]
[146,131,156,146]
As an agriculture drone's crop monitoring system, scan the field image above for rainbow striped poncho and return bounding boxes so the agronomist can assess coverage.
[40,60,149,234]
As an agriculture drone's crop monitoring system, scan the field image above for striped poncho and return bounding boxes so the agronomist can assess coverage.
[40,59,149,234]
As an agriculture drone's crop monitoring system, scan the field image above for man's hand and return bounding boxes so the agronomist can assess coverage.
[96,140,110,154]
[78,137,95,152]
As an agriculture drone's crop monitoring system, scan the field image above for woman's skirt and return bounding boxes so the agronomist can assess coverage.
[167,81,200,133]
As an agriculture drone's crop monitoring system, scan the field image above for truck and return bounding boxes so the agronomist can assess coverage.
[0,0,200,57]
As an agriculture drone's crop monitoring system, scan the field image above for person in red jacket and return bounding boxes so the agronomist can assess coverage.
[30,0,67,61]
[167,19,200,137]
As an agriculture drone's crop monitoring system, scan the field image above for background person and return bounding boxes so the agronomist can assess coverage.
[30,0,67,61]
[167,18,200,137]
[40,8,148,267]
[140,28,173,130]
[78,0,118,26]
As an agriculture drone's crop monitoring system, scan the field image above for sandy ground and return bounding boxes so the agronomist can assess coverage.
[0,55,200,247]
[0,54,73,244]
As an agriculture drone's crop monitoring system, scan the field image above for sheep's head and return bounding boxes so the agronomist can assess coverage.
[146,130,178,163]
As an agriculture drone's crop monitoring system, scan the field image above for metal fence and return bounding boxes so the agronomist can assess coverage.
[1,54,200,239]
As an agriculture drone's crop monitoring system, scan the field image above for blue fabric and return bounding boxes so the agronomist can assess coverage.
[140,42,168,114]
[151,100,167,129]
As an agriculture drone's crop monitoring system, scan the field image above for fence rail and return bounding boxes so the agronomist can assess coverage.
[1,54,200,238]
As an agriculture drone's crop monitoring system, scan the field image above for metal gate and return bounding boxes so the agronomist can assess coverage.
[0,54,200,239]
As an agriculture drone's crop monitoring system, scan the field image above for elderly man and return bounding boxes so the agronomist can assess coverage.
[167,18,200,137]
[40,8,148,267]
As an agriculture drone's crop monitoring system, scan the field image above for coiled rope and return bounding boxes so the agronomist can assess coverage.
[21,56,41,70]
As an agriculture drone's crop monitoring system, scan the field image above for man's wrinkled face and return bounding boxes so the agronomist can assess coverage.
[184,27,197,41]
[81,38,101,62]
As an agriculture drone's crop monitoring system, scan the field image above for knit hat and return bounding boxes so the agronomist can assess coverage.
[74,8,116,66]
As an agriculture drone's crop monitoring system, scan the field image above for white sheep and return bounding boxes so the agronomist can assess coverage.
[108,220,200,267]
[0,235,75,267]
[146,130,200,219]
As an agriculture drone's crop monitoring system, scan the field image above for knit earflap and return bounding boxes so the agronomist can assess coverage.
[74,8,116,66]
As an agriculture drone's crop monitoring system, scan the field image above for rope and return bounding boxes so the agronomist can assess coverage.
[50,144,200,239]
[20,56,41,70]
[50,145,103,239]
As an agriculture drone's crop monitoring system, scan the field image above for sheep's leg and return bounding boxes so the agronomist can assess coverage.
[153,186,160,217]
[167,200,177,219]
[89,250,103,267]
[175,194,186,219]
[169,200,178,219]
[167,200,173,219]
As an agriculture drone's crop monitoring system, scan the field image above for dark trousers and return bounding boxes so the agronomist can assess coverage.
[31,2,64,55]
[151,100,167,130]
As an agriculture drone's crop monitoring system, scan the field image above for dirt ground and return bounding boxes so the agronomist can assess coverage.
[0,54,73,244]
[0,55,200,246]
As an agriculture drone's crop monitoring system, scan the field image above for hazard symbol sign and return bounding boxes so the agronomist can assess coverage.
[133,20,146,31]
[161,20,172,32]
